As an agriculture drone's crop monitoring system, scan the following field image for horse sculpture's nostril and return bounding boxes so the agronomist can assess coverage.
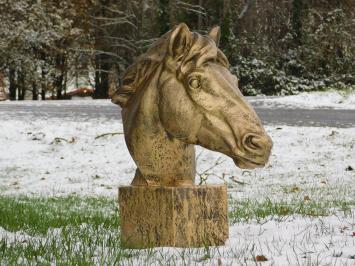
[243,134,264,151]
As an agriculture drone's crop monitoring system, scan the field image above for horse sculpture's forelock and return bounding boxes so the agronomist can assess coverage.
[113,29,229,107]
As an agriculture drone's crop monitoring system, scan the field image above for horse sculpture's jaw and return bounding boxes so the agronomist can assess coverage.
[232,156,268,169]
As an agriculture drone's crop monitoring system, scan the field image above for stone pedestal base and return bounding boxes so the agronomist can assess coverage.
[118,185,228,248]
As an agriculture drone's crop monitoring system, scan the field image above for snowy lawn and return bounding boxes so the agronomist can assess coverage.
[0,100,354,265]
[249,91,355,109]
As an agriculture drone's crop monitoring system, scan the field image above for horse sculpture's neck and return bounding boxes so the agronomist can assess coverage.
[122,65,196,186]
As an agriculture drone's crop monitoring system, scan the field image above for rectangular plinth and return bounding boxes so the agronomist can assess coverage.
[118,185,228,248]
[119,185,228,248]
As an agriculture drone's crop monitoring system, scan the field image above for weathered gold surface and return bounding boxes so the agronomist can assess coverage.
[112,23,272,186]
[119,185,228,248]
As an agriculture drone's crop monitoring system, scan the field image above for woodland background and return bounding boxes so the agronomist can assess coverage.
[0,0,354,100]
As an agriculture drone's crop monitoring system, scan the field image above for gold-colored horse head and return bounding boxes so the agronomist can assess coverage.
[112,23,272,187]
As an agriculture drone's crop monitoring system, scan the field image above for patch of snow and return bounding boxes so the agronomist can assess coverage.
[2,91,354,109]
[1,214,354,265]
[0,100,354,265]
[0,227,42,245]
[224,214,355,265]
[0,99,111,106]
[0,104,354,199]
[249,91,355,109]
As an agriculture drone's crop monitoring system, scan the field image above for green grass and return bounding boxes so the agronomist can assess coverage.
[228,197,354,224]
[0,225,135,265]
[0,195,354,265]
[0,195,126,265]
[0,195,119,235]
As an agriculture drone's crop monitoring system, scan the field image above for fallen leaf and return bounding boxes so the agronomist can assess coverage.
[333,251,343,258]
[51,137,75,145]
[329,130,339,136]
[304,195,310,201]
[256,255,268,262]
[340,226,348,233]
[31,132,46,141]
[291,186,300,193]
[345,166,353,171]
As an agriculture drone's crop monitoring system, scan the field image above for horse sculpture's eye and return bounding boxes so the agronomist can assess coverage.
[188,77,201,90]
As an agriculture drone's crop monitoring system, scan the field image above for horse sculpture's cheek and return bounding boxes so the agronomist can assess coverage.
[159,83,202,142]
[195,115,234,155]
[188,91,221,112]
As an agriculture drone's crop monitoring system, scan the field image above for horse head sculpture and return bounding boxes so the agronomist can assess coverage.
[112,23,272,187]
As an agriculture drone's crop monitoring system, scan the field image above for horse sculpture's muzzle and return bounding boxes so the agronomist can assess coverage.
[232,133,273,169]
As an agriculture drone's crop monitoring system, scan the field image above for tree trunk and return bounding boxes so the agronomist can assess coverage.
[56,75,63,99]
[220,0,231,47]
[32,82,38,100]
[63,68,68,97]
[158,0,170,35]
[94,54,109,99]
[54,54,65,99]
[41,89,46,100]
[9,68,17,101]
[292,0,308,45]
[41,68,46,100]
[17,71,26,101]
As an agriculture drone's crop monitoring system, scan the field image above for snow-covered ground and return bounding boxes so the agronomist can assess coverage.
[1,214,354,265]
[249,91,355,109]
[0,115,353,198]
[0,97,354,265]
[2,90,354,110]
[0,98,110,106]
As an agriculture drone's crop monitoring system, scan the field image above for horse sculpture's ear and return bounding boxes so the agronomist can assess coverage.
[208,26,221,47]
[168,23,192,58]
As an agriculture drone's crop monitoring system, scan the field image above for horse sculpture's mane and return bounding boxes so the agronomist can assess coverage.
[113,29,229,107]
